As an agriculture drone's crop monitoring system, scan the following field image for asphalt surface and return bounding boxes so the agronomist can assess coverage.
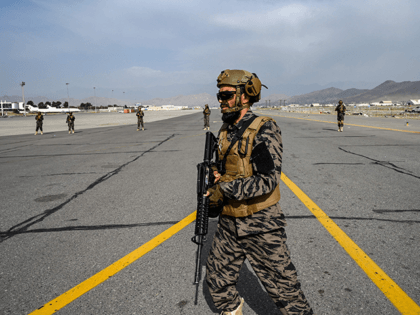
[0,110,198,136]
[0,110,419,315]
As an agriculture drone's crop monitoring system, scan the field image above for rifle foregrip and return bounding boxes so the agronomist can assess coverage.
[195,195,209,237]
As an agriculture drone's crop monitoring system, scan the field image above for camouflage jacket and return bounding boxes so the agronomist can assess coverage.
[217,111,286,237]
[335,104,346,114]
[203,107,211,115]
[136,110,144,118]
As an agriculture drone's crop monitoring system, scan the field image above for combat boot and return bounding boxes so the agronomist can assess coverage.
[35,131,38,135]
[137,128,139,131]
[337,127,340,132]
[221,298,244,315]
[142,127,144,131]
[41,131,43,135]
[69,130,71,134]
[72,130,75,134]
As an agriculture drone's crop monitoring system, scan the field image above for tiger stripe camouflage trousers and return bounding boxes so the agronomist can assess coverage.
[204,115,210,128]
[337,113,345,128]
[137,118,144,129]
[206,225,314,315]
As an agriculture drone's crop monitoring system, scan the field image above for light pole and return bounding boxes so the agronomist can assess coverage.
[66,83,70,110]
[20,82,26,115]
[93,87,97,112]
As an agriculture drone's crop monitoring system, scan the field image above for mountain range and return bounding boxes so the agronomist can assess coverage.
[261,80,420,105]
[2,80,420,108]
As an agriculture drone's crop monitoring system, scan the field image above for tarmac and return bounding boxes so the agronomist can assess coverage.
[0,110,199,137]
[1,109,419,137]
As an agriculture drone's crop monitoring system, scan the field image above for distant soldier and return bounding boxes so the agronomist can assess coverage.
[136,107,144,131]
[203,104,211,130]
[66,112,75,134]
[335,100,346,132]
[35,112,43,135]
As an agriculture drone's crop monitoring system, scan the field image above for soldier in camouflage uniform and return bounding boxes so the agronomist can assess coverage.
[66,112,75,134]
[203,104,211,130]
[136,107,144,131]
[35,112,43,135]
[335,100,346,132]
[206,70,314,315]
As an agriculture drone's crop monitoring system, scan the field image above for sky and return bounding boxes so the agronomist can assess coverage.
[1,0,420,102]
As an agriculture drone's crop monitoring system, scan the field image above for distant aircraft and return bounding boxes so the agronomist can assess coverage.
[22,105,81,113]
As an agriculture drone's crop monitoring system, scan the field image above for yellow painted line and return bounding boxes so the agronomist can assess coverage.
[256,112,420,134]
[281,172,420,314]
[30,211,197,314]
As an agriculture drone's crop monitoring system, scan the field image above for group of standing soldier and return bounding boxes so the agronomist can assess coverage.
[34,112,76,135]
[33,107,148,135]
[28,72,350,314]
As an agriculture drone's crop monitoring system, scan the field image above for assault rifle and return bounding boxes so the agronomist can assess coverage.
[191,131,218,301]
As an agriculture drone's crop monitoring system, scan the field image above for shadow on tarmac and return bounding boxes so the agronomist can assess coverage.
[339,147,420,180]
[0,134,176,243]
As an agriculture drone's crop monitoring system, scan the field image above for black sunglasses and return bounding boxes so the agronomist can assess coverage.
[217,91,236,101]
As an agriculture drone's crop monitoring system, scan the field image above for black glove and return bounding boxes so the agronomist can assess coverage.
[208,184,224,218]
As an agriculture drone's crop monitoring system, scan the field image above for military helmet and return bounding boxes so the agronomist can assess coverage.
[216,69,267,113]
[339,100,343,105]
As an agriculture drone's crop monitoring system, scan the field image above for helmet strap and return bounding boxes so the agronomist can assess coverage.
[235,86,241,108]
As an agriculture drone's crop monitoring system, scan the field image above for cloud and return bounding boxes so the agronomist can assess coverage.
[1,0,420,98]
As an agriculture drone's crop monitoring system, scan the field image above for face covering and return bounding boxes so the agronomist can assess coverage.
[222,111,241,124]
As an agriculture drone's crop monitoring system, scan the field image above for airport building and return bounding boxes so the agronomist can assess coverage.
[0,101,23,115]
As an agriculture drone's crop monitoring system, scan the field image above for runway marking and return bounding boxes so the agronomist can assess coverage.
[29,212,197,315]
[256,112,420,134]
[281,173,420,314]
[28,173,420,314]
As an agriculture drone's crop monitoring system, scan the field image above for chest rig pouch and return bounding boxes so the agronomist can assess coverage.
[218,116,281,217]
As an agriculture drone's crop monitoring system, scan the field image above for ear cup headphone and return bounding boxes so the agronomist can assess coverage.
[244,74,262,97]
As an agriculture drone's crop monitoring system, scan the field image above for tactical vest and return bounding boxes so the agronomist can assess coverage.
[218,116,281,217]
